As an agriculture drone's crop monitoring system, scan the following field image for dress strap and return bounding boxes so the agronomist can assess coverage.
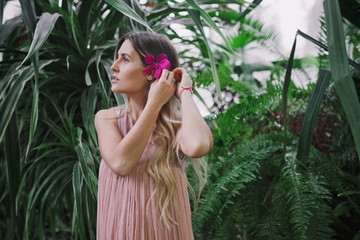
[115,109,121,117]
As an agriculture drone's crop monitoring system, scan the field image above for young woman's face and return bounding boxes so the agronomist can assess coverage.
[111,39,147,94]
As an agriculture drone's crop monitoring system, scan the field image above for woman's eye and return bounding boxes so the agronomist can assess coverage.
[123,58,129,63]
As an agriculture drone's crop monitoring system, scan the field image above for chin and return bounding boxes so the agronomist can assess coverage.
[111,86,122,93]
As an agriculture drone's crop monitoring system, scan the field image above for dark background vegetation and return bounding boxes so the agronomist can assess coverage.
[1,0,360,239]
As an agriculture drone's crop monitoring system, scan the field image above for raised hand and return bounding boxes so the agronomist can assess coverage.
[172,68,194,99]
[147,69,176,110]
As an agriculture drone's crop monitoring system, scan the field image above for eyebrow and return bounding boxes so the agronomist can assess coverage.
[118,52,132,58]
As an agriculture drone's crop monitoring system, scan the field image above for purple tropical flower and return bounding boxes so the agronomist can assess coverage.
[143,54,170,79]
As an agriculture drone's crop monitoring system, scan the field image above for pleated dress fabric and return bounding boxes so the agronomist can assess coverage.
[97,109,194,240]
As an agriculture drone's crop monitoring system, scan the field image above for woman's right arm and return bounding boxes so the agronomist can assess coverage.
[94,106,160,176]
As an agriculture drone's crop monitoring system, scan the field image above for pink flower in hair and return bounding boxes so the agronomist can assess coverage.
[143,54,170,79]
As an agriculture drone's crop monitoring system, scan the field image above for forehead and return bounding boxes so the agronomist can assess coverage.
[118,39,138,57]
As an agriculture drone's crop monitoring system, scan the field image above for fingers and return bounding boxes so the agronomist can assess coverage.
[168,72,176,84]
[159,69,176,85]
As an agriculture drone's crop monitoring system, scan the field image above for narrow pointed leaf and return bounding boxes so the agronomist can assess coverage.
[324,0,360,161]
[240,0,263,19]
[282,34,297,154]
[25,82,39,160]
[19,0,36,38]
[297,69,331,163]
[189,10,221,99]
[297,29,360,71]
[72,162,87,239]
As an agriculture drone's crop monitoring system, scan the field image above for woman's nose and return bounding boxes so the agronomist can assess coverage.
[111,60,119,72]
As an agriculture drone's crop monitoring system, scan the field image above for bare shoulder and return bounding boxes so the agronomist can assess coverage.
[94,108,120,131]
[95,109,117,119]
[95,105,126,119]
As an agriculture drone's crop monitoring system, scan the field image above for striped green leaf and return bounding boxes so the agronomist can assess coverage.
[324,0,360,161]
[282,34,297,154]
[25,81,39,160]
[72,162,87,239]
[16,12,60,70]
[105,0,152,31]
[0,59,56,144]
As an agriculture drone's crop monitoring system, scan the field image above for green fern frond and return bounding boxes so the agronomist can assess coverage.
[192,134,280,238]
[272,151,334,240]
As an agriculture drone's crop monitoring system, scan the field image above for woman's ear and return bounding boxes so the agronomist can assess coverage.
[147,75,153,81]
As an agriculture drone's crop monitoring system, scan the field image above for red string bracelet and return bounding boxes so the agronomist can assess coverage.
[179,85,196,103]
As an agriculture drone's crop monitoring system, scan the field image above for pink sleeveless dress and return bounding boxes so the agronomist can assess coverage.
[97,109,194,240]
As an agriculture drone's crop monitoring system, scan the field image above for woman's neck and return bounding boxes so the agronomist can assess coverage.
[127,93,147,122]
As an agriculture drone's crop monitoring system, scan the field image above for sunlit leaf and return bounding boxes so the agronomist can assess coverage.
[105,0,152,31]
[16,12,60,70]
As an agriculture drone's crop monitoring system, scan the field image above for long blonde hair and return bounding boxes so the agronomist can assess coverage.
[116,31,207,228]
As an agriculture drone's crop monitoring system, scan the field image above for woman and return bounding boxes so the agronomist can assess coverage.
[95,31,213,240]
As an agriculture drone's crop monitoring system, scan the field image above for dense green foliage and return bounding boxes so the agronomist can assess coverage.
[1,0,360,239]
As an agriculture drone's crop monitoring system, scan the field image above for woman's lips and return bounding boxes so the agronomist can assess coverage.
[112,77,120,83]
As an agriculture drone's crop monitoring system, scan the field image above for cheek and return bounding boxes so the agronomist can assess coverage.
[123,64,145,78]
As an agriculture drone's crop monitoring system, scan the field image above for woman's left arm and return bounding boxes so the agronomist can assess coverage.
[174,68,213,158]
